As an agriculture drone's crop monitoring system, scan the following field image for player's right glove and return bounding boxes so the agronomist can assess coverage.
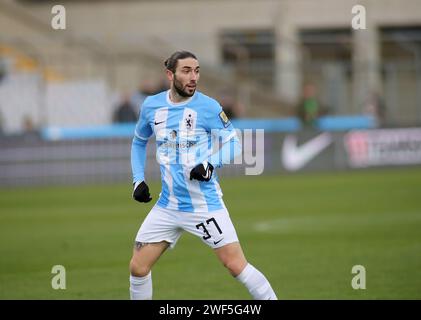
[133,181,152,203]
[190,161,214,182]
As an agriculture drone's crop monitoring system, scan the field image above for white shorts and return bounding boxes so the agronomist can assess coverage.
[135,205,239,249]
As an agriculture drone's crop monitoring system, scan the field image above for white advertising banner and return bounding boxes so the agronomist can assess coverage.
[344,128,421,167]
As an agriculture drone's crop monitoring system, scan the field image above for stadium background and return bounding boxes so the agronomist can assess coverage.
[0,0,420,299]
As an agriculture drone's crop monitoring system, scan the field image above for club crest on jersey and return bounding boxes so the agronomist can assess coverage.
[185,114,194,130]
[219,111,231,128]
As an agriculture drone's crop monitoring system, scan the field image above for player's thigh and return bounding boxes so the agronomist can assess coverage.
[214,242,248,276]
[135,205,182,250]
[130,241,169,270]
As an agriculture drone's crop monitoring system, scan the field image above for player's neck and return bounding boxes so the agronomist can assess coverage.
[169,88,191,104]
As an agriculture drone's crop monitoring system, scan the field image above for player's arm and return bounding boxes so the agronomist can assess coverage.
[190,104,242,182]
[131,102,153,203]
[208,128,242,169]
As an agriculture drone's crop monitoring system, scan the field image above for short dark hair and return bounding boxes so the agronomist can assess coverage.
[164,51,197,73]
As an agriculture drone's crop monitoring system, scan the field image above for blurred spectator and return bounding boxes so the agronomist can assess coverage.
[21,115,40,141]
[130,79,156,111]
[113,95,137,123]
[155,77,170,94]
[296,83,327,126]
[130,79,170,113]
[218,91,245,119]
[364,91,386,127]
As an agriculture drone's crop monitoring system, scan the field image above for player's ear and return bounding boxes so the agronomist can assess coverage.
[166,69,174,81]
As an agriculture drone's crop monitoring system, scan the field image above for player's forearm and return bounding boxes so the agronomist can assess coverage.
[131,136,148,183]
[208,135,242,168]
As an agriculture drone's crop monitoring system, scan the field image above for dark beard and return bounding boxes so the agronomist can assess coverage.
[173,76,195,97]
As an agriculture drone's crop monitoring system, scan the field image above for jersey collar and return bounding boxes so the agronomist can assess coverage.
[166,90,195,107]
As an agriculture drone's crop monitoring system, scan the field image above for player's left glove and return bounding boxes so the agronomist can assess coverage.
[132,181,152,203]
[190,161,214,182]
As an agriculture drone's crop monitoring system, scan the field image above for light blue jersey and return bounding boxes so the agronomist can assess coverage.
[131,90,241,212]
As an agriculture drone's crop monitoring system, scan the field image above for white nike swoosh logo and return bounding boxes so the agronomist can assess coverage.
[202,161,211,179]
[282,132,332,171]
[204,170,210,179]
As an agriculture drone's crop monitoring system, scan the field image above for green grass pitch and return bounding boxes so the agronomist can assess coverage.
[1,167,420,299]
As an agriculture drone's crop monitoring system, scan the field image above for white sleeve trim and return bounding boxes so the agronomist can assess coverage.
[133,181,142,190]
[135,131,149,141]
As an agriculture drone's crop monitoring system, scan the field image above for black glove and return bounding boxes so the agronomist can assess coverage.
[190,161,214,182]
[133,181,152,203]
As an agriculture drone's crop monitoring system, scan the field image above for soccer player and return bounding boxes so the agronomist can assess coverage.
[129,51,277,300]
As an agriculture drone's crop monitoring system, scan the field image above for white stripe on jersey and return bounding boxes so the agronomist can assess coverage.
[163,164,179,210]
[154,107,178,209]
[179,108,208,212]
[179,108,198,168]
[184,169,209,212]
